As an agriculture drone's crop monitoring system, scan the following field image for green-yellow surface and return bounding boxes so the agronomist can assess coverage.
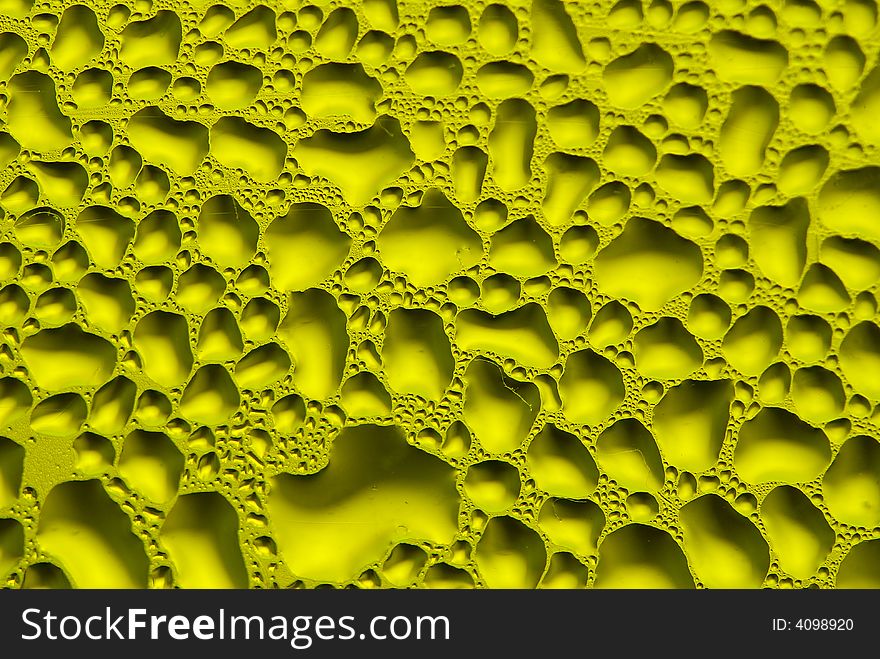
[0,0,878,589]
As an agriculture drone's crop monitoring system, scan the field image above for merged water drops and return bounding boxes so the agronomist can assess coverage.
[0,0,877,589]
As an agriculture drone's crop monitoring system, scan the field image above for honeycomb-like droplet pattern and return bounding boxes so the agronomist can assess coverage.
[0,0,879,590]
